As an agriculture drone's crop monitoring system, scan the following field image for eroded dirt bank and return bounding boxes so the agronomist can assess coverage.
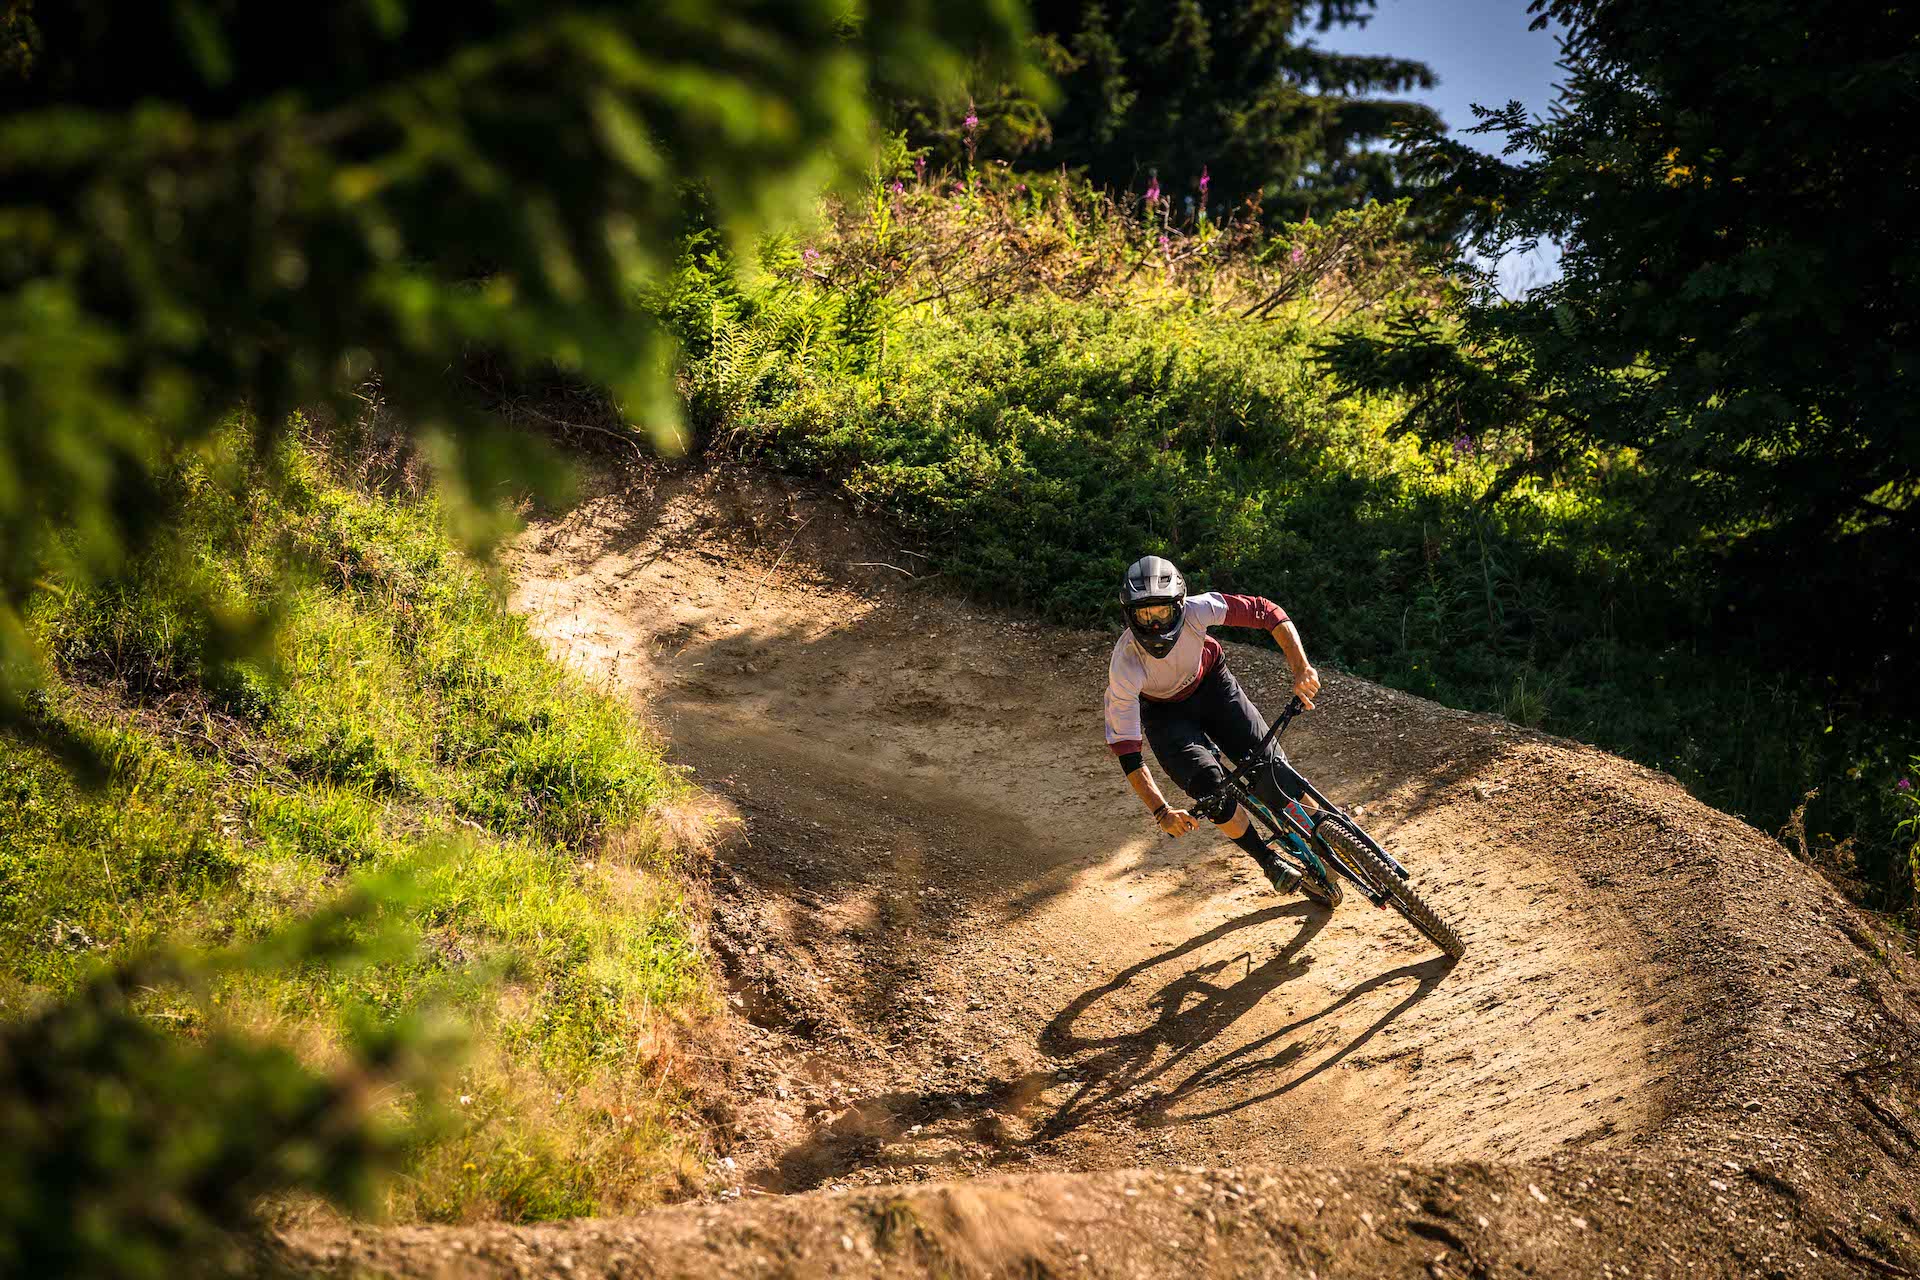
[292,468,1920,1278]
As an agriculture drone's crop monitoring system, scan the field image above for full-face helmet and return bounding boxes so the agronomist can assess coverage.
[1120,556,1188,659]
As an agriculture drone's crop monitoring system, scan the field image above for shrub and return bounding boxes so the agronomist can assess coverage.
[3,431,718,1230]
[0,888,434,1280]
[660,210,1916,910]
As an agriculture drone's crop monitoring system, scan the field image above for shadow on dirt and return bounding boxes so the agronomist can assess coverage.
[756,903,1450,1190]
[1144,954,1453,1127]
[1035,905,1449,1139]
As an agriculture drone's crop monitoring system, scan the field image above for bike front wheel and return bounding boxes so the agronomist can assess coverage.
[1315,815,1466,959]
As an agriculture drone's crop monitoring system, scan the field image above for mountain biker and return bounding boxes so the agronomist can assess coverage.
[1105,556,1322,895]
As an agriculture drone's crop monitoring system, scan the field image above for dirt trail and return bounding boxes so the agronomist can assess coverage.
[295,469,1920,1279]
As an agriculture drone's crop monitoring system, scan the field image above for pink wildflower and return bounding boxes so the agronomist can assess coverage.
[802,247,819,262]
[1145,175,1161,205]
[963,108,979,134]
[1900,777,1914,790]
[1289,244,1306,266]
[1199,165,1210,196]
[889,180,904,195]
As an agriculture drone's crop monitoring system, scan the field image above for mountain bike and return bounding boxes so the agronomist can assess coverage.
[1209,693,1466,959]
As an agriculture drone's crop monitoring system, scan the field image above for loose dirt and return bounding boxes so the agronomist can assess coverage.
[292,468,1920,1279]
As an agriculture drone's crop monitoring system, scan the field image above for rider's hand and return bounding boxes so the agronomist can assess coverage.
[1155,807,1198,837]
[1293,664,1321,709]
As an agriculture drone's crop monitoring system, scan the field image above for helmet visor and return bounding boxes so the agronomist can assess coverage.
[1131,601,1180,631]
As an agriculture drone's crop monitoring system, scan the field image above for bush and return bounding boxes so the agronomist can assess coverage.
[0,888,433,1280]
[2,430,718,1228]
[660,206,1916,914]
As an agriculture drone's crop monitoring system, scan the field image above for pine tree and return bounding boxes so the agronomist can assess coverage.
[0,0,1032,713]
[906,1,1442,223]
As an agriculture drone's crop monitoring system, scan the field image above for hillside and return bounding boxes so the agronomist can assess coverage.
[290,466,1920,1278]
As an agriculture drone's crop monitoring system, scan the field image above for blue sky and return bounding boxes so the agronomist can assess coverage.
[1313,0,1569,293]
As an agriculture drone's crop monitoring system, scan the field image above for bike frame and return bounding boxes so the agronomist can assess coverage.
[1213,694,1411,907]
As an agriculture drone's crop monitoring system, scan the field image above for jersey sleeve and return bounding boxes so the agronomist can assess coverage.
[1103,643,1144,755]
[1185,592,1231,630]
[1218,593,1288,630]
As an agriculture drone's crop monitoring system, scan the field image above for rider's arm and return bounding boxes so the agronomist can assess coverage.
[1123,756,1165,813]
[1123,757,1198,835]
[1218,594,1320,707]
[1106,648,1197,836]
[1272,620,1320,708]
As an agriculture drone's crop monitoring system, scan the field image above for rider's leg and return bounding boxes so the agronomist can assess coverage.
[1141,699,1299,893]
[1138,703,1223,810]
[1197,666,1320,815]
[1189,788,1300,892]
[1225,803,1299,892]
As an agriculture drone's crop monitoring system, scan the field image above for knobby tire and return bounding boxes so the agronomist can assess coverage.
[1316,816,1466,959]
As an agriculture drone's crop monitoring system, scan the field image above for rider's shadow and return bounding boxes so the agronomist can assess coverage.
[1032,902,1325,1140]
[1033,909,1448,1142]
[1139,954,1451,1128]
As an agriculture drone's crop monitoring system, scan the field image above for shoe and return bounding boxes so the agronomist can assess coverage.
[1254,850,1301,895]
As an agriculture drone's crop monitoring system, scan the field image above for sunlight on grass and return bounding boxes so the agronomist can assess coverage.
[0,429,721,1221]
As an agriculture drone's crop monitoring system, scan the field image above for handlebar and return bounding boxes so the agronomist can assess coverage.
[1262,692,1307,752]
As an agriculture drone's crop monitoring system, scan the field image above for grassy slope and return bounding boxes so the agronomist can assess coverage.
[0,429,716,1222]
[675,258,1913,908]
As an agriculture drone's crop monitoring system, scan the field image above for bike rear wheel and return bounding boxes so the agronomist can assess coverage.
[1315,815,1465,959]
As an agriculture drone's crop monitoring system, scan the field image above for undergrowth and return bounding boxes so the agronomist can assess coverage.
[0,426,717,1222]
[653,161,1916,915]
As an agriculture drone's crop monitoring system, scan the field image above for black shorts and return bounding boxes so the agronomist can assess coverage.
[1142,663,1308,811]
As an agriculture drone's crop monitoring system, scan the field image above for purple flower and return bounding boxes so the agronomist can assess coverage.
[1015,183,1027,194]
[963,108,979,134]
[1159,233,1171,256]
[1145,175,1161,205]
[1900,777,1913,790]
[1451,434,1476,458]
[915,154,927,179]
[889,180,904,195]
[1198,165,1210,196]
[1289,244,1306,266]
[802,247,819,262]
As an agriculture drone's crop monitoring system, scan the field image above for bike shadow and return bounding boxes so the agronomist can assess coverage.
[1137,953,1452,1128]
[754,905,1453,1190]
[1033,905,1450,1142]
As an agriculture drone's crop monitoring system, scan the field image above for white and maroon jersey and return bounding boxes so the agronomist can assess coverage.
[1104,592,1288,755]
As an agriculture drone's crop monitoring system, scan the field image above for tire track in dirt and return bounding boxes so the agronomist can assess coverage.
[291,469,1920,1278]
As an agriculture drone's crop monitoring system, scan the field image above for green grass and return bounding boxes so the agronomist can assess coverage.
[671,263,1915,912]
[0,428,718,1222]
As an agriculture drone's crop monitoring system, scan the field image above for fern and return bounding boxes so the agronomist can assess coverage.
[685,303,782,442]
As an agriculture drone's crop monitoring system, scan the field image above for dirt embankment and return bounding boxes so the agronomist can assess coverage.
[291,469,1920,1279]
